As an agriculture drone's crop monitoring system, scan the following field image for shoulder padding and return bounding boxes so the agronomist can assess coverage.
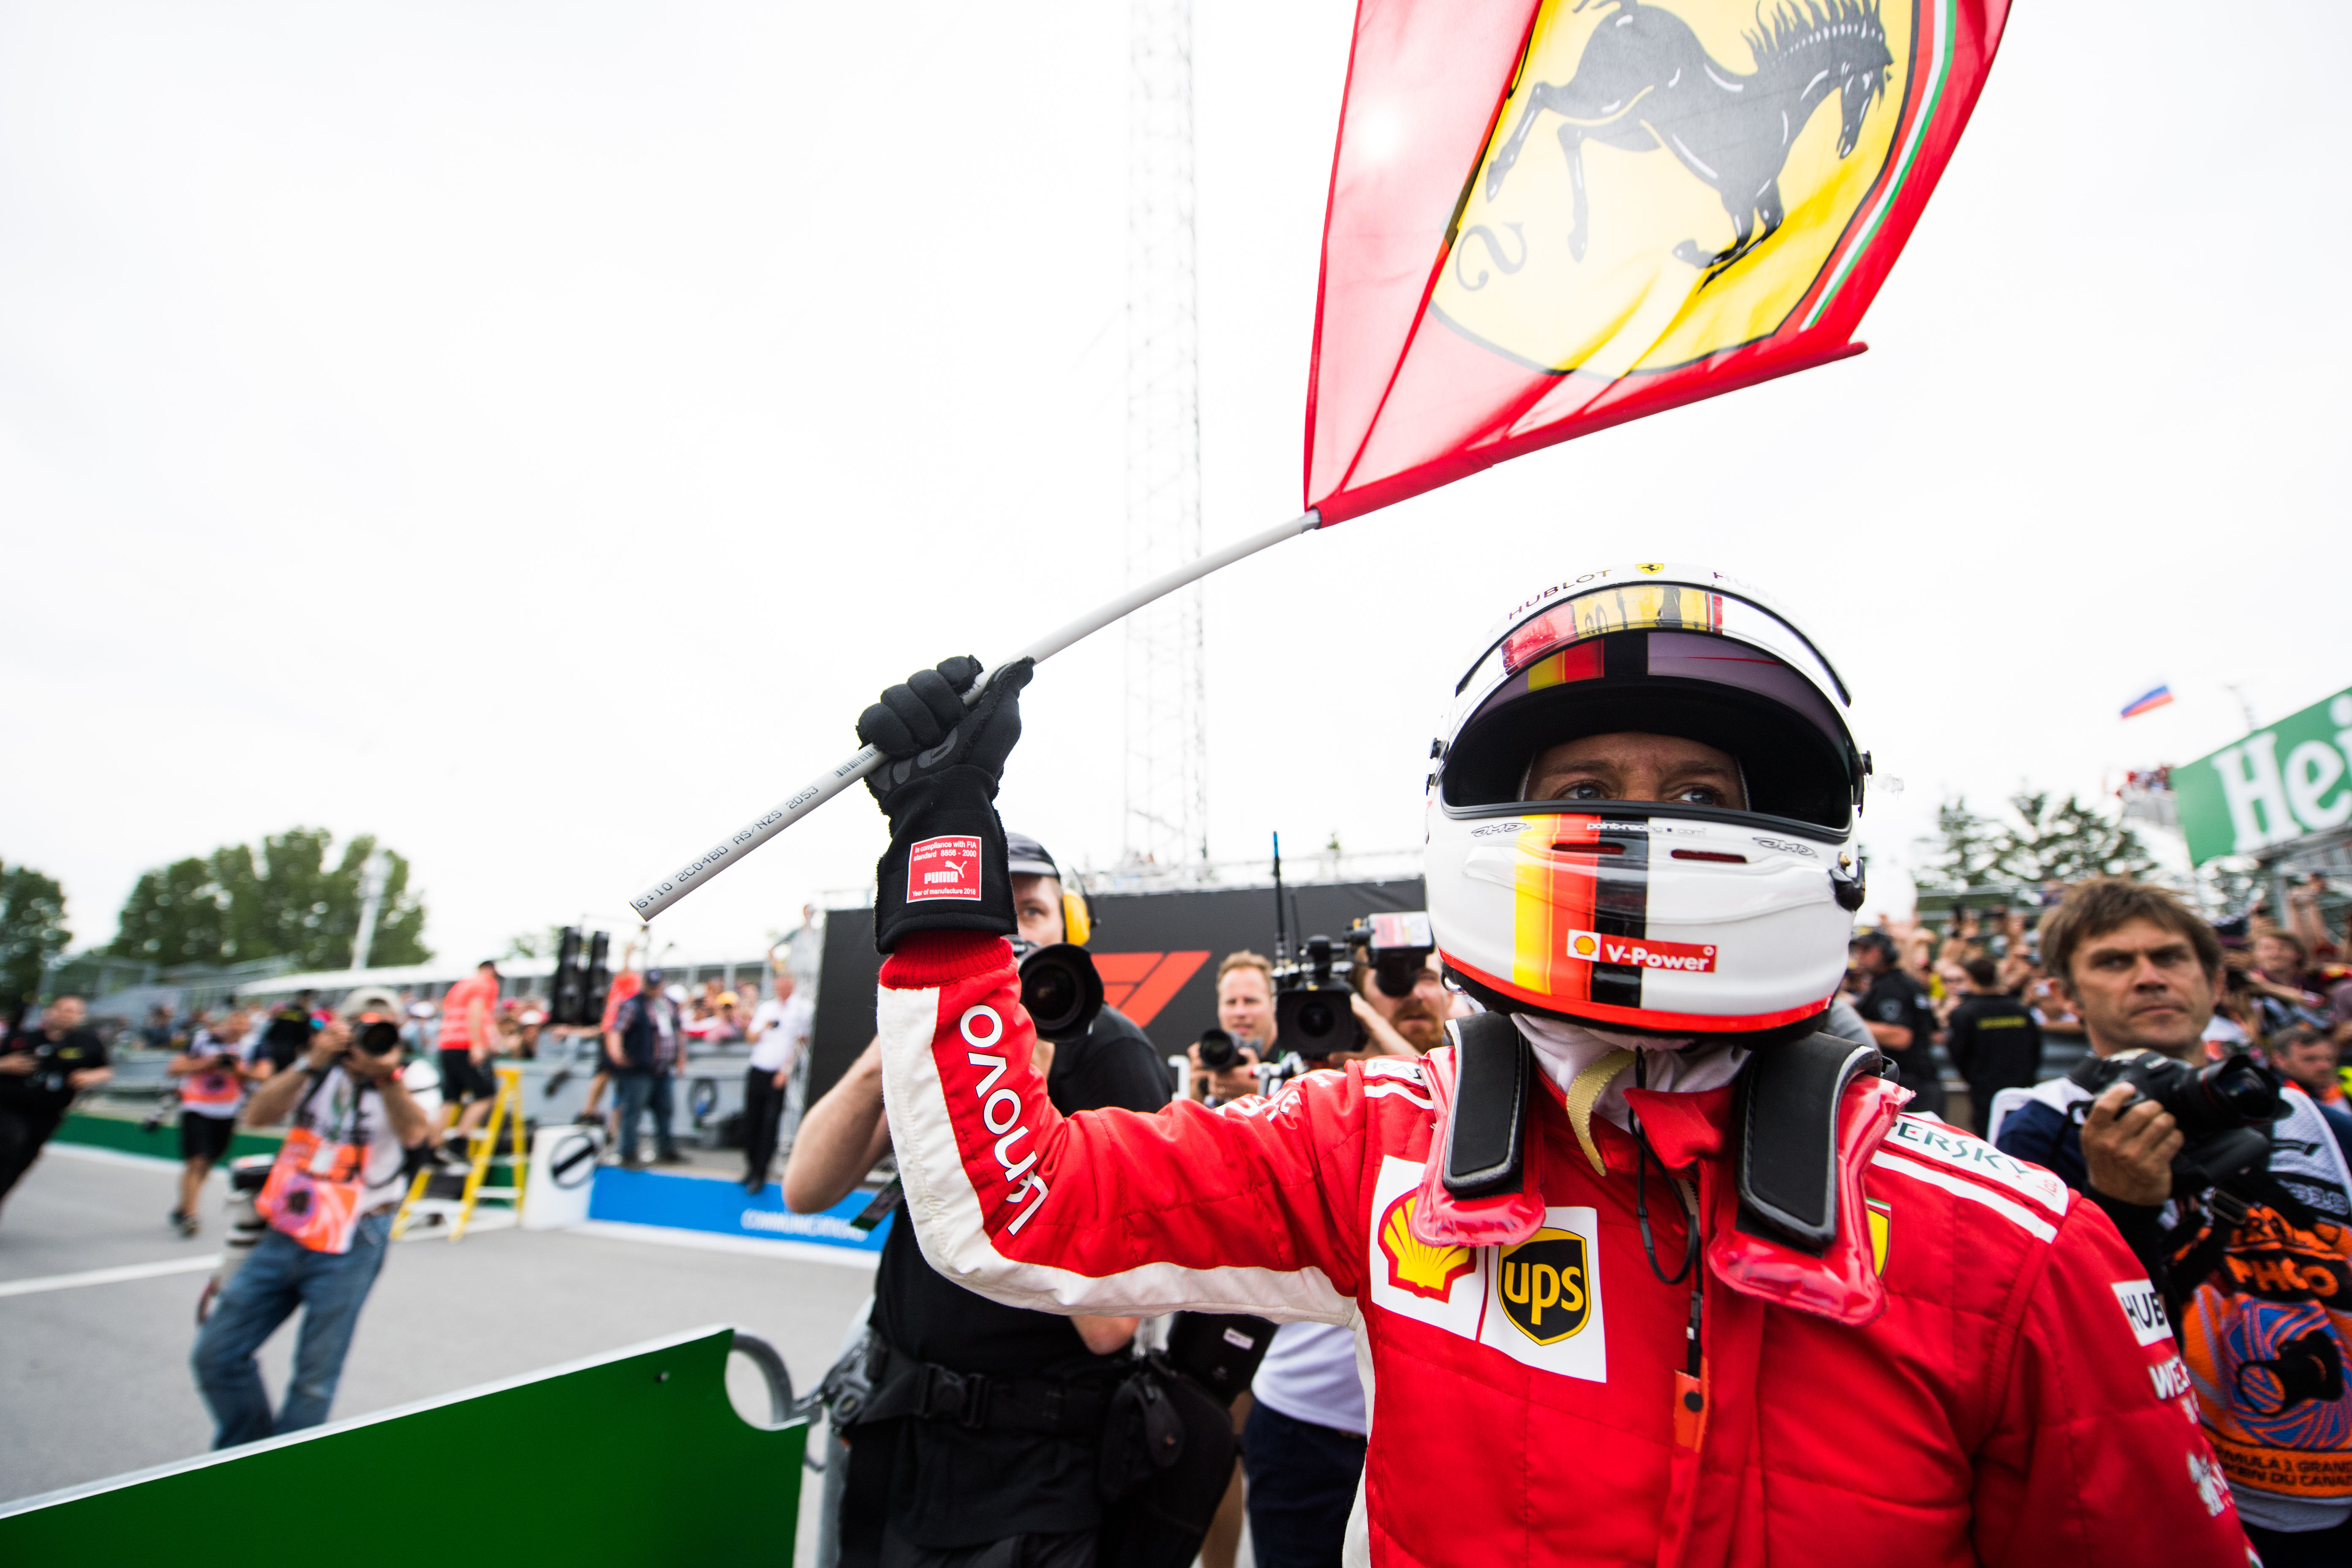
[1442,1013,1529,1200]
[1736,1032,1887,1253]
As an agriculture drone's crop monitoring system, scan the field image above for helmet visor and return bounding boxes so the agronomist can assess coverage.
[1444,583,1858,828]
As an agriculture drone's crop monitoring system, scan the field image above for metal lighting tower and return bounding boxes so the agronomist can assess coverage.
[1123,0,1208,875]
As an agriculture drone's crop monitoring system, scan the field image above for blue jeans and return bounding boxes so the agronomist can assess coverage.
[191,1209,392,1448]
[614,1071,677,1162]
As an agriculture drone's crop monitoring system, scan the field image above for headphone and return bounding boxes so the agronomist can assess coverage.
[1062,886,1092,947]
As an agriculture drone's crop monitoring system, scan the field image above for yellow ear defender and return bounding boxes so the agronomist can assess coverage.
[1062,888,1092,947]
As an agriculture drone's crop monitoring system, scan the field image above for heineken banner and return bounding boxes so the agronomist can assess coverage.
[2176,687,2352,864]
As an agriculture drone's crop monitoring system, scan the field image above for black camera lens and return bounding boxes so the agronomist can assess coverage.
[1296,1001,1338,1041]
[354,1021,402,1055]
[2201,1056,2283,1127]
[1018,943,1104,1043]
[1197,1029,1239,1071]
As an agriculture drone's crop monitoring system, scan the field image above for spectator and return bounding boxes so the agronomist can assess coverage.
[2270,1026,2352,1169]
[1847,931,1944,1118]
[689,991,745,1048]
[743,971,813,1193]
[166,1006,267,1237]
[0,995,112,1215]
[139,1003,177,1052]
[434,961,503,1153]
[1995,878,2352,1562]
[579,966,641,1132]
[191,994,429,1447]
[2248,927,2329,1037]
[605,968,684,1167]
[1942,956,2042,1137]
[1192,950,1276,1103]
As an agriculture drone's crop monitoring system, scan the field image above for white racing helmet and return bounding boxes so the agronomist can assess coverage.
[1426,564,1868,1037]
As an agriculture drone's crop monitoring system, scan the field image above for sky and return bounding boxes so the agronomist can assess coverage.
[3,0,2347,969]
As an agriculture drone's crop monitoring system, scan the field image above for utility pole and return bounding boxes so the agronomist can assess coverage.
[1122,0,1208,877]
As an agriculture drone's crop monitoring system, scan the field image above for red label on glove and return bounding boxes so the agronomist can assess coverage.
[908,836,984,902]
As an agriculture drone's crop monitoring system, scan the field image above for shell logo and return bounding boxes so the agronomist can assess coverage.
[1377,1192,1475,1301]
[1568,932,1600,960]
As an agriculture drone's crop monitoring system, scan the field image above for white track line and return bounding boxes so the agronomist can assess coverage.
[0,1255,221,1298]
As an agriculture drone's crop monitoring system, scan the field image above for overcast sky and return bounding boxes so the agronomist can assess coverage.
[4,0,2346,969]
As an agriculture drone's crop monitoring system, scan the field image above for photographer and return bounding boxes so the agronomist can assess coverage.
[858,565,2252,1566]
[1191,951,1276,1103]
[1995,879,2352,1563]
[166,1006,267,1237]
[191,992,429,1448]
[784,830,1169,1568]
[0,994,112,1216]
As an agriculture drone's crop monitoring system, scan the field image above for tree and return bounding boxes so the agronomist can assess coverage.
[1911,798,2005,891]
[0,862,71,1016]
[1911,789,2156,893]
[110,829,431,971]
[1994,790,2159,886]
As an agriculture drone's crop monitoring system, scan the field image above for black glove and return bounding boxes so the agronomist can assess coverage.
[858,656,1033,953]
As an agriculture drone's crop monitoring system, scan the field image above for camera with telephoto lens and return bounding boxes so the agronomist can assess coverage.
[1274,936,1361,1059]
[1195,1028,1243,1073]
[2069,1048,2286,1187]
[1018,943,1103,1043]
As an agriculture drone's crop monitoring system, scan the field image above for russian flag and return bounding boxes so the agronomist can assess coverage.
[2121,685,2175,719]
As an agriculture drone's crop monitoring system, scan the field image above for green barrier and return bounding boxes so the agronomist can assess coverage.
[55,1109,284,1163]
[0,1325,805,1565]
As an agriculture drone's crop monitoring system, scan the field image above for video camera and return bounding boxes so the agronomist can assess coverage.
[2069,1048,2285,1188]
[548,926,614,1028]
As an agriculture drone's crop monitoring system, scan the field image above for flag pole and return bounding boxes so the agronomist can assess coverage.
[626,511,1323,921]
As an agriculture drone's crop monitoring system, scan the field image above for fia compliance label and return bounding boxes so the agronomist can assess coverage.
[908,836,983,902]
[1565,929,1715,972]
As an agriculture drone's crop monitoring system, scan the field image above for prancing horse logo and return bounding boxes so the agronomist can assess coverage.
[1484,0,1893,285]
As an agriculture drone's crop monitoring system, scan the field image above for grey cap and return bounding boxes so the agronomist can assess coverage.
[1004,832,1060,879]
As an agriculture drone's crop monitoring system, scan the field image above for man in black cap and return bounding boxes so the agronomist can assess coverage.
[784,830,1173,1568]
[1849,931,1945,1118]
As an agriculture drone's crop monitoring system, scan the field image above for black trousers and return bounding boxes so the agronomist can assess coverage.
[743,1066,787,1184]
[2245,1515,2352,1566]
[1241,1401,1366,1568]
[0,1104,65,1203]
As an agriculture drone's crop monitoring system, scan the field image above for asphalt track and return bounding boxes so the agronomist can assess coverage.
[0,1142,874,1563]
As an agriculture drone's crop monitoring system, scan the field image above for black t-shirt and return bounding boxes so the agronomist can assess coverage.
[1943,993,2042,1092]
[864,1003,1168,1549]
[1859,970,1943,1110]
[0,1026,109,1116]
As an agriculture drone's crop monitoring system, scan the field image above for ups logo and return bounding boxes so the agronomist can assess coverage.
[1499,1226,1592,1345]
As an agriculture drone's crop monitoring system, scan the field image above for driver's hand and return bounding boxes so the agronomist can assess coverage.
[2081,1083,2180,1206]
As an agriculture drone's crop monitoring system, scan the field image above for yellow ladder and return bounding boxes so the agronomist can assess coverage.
[393,1064,530,1242]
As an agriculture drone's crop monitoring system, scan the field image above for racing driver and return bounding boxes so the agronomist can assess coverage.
[854,564,2250,1567]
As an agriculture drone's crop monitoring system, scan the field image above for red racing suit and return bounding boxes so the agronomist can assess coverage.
[878,933,2252,1567]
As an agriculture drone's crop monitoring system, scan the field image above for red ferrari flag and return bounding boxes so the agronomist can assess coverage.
[1305,0,2010,523]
